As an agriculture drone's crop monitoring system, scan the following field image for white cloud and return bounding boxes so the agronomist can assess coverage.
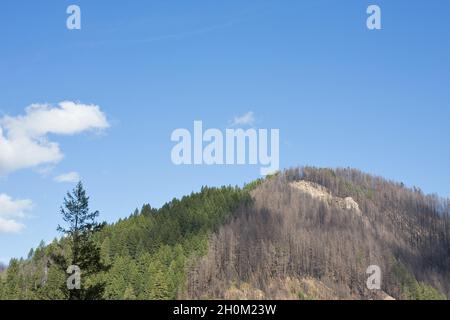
[0,217,25,234]
[0,194,33,234]
[0,101,109,175]
[54,172,81,183]
[230,111,255,127]
[0,194,33,218]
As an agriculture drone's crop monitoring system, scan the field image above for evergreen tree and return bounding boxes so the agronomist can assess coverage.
[146,260,170,300]
[0,278,4,299]
[123,285,137,300]
[5,259,21,299]
[104,255,135,299]
[53,181,109,300]
[36,264,67,300]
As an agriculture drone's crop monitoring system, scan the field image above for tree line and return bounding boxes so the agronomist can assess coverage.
[0,182,250,299]
[1,167,448,300]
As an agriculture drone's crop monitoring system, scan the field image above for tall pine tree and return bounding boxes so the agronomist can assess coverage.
[53,181,109,300]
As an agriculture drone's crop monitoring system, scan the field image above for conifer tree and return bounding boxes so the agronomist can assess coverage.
[123,286,137,300]
[5,259,21,299]
[147,260,170,300]
[53,181,109,300]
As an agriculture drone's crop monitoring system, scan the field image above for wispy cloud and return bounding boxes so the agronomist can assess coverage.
[230,111,255,127]
[54,172,81,183]
[0,101,109,176]
[0,194,33,234]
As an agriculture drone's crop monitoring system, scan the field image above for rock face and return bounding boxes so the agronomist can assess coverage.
[290,180,361,213]
[343,197,360,212]
[290,180,369,227]
[289,180,332,201]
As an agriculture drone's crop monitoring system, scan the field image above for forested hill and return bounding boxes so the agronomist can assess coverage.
[1,167,449,300]
[0,185,251,300]
[186,168,449,300]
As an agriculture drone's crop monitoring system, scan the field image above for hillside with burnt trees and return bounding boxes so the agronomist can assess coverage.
[186,167,449,300]
[0,167,448,300]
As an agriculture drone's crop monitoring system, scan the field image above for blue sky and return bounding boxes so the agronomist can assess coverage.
[0,0,449,263]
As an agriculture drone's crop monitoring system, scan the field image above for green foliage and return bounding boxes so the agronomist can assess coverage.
[413,282,447,300]
[123,286,137,300]
[51,182,110,300]
[392,260,446,300]
[97,185,249,299]
[4,259,22,299]
[297,291,313,300]
[244,172,279,192]
[3,168,445,300]
[0,184,250,300]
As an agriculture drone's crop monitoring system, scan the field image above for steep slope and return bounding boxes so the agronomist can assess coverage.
[185,168,449,300]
